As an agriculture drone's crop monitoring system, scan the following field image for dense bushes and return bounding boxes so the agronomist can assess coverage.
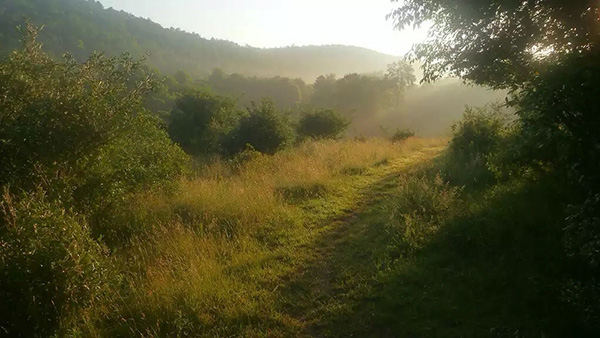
[564,192,600,329]
[512,52,600,329]
[444,93,600,333]
[390,128,415,142]
[0,25,190,336]
[297,109,349,140]
[167,91,241,156]
[225,99,295,155]
[444,104,510,185]
[0,191,110,336]
[0,25,189,200]
[387,173,460,256]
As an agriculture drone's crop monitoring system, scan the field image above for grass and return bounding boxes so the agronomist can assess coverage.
[87,137,444,336]
[283,169,577,337]
[66,136,580,336]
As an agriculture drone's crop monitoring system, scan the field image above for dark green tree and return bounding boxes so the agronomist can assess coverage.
[168,91,241,156]
[389,0,600,329]
[389,0,599,89]
[225,99,294,155]
[297,109,350,140]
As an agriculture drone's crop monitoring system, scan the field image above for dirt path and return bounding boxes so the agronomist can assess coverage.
[278,146,444,337]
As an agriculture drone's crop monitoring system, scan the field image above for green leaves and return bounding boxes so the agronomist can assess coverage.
[225,99,295,155]
[0,189,110,336]
[390,0,600,89]
[297,109,350,140]
[167,91,241,156]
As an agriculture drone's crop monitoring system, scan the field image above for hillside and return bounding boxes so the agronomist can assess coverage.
[0,0,398,80]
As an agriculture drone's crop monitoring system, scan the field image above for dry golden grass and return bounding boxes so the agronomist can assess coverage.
[95,137,445,336]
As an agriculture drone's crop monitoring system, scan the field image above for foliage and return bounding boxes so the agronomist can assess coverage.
[207,69,308,109]
[0,24,151,189]
[387,173,460,256]
[225,99,295,155]
[563,192,600,329]
[389,0,600,89]
[0,0,397,80]
[297,109,350,140]
[0,190,110,336]
[167,91,241,156]
[389,128,415,142]
[445,104,509,185]
[515,50,600,180]
[391,1,600,324]
[0,26,191,336]
[385,60,416,107]
[0,23,189,210]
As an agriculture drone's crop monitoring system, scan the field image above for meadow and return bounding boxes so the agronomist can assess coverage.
[87,138,445,336]
[3,10,599,335]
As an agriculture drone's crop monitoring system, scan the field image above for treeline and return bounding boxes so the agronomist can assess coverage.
[0,0,506,138]
[0,0,397,80]
[144,64,504,138]
[167,93,349,157]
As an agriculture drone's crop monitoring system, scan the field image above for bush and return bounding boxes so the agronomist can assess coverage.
[0,25,156,190]
[386,173,460,257]
[444,103,509,185]
[76,115,190,243]
[225,99,294,155]
[297,109,350,140]
[563,192,600,329]
[0,24,190,237]
[0,190,110,336]
[167,91,241,156]
[390,128,415,142]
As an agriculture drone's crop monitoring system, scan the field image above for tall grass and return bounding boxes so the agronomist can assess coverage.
[89,137,444,336]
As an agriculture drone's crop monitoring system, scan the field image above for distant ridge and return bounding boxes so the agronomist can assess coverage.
[0,0,399,80]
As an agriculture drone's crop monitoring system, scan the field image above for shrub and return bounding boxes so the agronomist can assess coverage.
[0,24,190,242]
[0,25,156,190]
[75,115,190,243]
[563,192,600,329]
[225,99,294,155]
[0,190,110,336]
[390,128,415,142]
[444,103,509,185]
[297,109,350,140]
[386,173,460,257]
[168,91,241,156]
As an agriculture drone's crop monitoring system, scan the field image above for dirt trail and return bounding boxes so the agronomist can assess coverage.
[278,146,444,337]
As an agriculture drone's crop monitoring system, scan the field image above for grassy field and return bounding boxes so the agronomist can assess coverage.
[78,137,576,337]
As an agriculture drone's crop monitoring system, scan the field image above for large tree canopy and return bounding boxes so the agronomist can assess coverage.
[389,0,600,89]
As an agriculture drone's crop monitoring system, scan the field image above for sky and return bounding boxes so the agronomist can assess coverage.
[97,0,429,56]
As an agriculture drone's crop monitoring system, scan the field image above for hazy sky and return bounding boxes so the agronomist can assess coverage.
[97,0,428,56]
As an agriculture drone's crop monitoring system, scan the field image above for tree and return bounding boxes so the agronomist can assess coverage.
[173,70,192,85]
[168,91,241,156]
[389,1,600,329]
[385,61,416,107]
[297,109,350,140]
[388,0,600,176]
[389,0,600,89]
[225,99,294,155]
[310,74,337,108]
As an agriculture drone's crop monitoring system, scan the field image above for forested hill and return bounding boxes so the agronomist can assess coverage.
[0,0,399,80]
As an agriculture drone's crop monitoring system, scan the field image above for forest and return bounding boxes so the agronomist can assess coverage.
[0,0,398,79]
[1,0,599,337]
